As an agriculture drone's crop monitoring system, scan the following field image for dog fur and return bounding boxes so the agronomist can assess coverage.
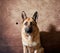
[21,11,44,53]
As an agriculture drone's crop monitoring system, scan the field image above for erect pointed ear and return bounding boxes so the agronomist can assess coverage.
[32,11,38,21]
[21,11,27,22]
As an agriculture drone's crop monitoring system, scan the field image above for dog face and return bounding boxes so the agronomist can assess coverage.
[21,11,38,34]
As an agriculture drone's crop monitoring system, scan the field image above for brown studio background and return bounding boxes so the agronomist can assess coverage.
[0,0,60,53]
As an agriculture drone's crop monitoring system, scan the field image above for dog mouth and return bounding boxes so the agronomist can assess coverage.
[25,27,33,34]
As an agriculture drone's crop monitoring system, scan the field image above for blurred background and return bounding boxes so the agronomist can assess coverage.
[0,0,60,53]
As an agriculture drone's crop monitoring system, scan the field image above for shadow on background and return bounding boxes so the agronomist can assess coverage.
[40,25,60,53]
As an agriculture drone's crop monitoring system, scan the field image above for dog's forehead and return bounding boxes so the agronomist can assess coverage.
[24,18,33,22]
[26,17,33,21]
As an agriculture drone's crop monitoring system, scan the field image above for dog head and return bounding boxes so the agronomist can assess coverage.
[21,11,38,34]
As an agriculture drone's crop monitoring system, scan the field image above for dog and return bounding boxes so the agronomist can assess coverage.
[21,11,44,53]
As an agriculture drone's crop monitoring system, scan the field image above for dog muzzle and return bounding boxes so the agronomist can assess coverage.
[25,27,32,33]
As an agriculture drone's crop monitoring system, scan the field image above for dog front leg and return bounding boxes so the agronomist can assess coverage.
[23,46,28,53]
[34,50,38,53]
[28,47,34,53]
[34,47,44,53]
[39,47,44,53]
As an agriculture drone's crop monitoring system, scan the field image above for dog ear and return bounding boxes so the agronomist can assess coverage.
[21,11,27,21]
[32,11,38,21]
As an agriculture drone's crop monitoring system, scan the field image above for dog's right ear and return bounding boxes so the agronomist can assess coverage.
[21,11,27,22]
[32,11,38,22]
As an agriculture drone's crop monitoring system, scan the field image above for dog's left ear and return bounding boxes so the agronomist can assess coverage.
[21,11,27,22]
[32,11,38,21]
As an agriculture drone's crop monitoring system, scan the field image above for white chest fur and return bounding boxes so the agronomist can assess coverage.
[23,41,37,47]
[22,36,38,47]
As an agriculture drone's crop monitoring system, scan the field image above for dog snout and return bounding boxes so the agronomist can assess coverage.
[25,27,32,33]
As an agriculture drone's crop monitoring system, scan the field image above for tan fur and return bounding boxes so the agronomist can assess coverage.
[21,17,44,53]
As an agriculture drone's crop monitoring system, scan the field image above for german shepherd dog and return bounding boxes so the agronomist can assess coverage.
[21,11,44,53]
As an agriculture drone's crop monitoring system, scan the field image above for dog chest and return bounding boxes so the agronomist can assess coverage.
[22,35,39,47]
[22,41,38,47]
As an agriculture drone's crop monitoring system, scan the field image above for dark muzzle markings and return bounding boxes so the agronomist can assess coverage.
[25,21,33,34]
[25,26,33,33]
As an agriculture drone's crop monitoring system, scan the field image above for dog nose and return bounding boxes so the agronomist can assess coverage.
[25,27,32,33]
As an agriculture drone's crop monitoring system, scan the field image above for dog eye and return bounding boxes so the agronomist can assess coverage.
[24,22,28,25]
